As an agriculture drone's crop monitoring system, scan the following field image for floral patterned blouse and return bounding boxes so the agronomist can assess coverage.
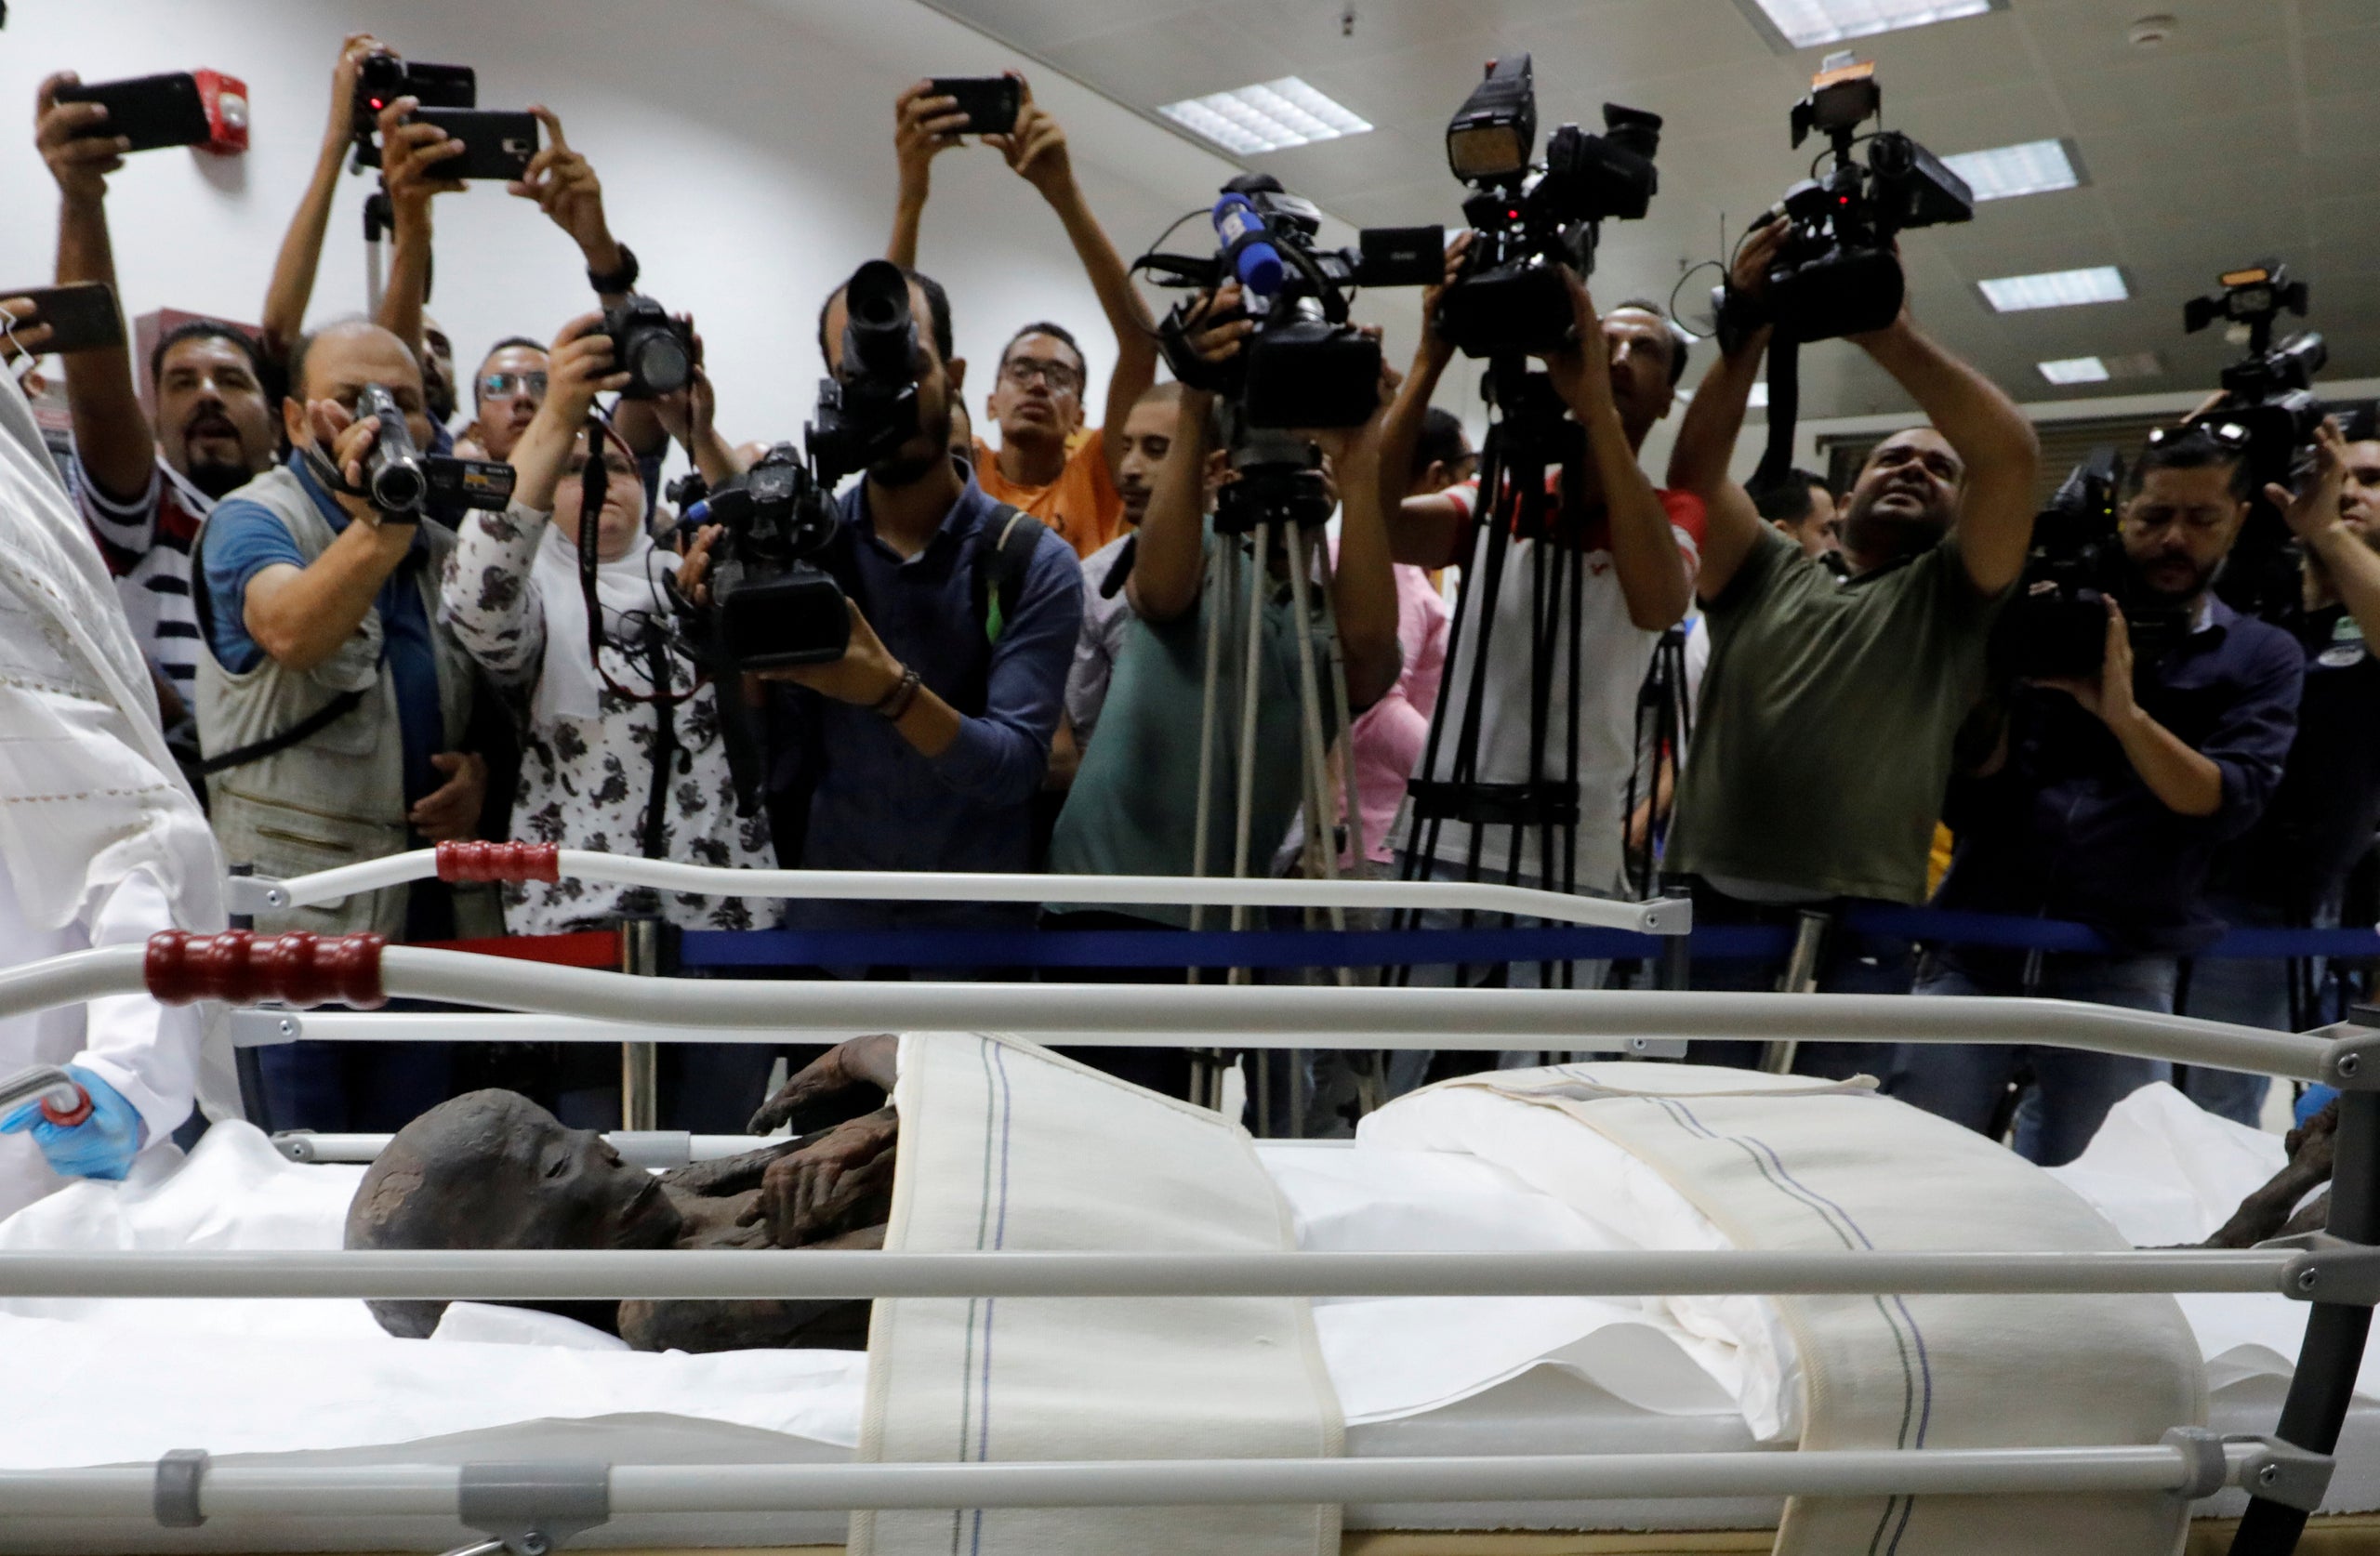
[439,503,776,935]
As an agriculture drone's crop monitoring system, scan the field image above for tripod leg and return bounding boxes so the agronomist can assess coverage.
[1229,524,1271,989]
[1191,537,1233,937]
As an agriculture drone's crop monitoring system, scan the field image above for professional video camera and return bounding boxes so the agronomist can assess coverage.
[1735,55,1972,346]
[2186,261,2327,490]
[603,295,694,400]
[689,260,924,669]
[1997,448,2189,682]
[1140,175,1440,429]
[1435,53,1663,359]
[345,382,514,517]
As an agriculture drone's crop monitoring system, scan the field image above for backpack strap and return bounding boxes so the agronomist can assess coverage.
[972,504,1046,646]
[186,508,374,777]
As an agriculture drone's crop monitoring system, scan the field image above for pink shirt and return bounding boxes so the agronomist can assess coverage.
[1342,560,1449,864]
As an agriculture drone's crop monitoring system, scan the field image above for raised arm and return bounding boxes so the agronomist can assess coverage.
[991,80,1159,487]
[1125,287,1247,624]
[1377,233,1472,571]
[1541,270,1688,630]
[1312,361,1402,707]
[885,81,966,269]
[2281,420,2380,640]
[1667,224,1781,603]
[371,97,464,368]
[1850,291,2040,596]
[261,34,380,366]
[35,72,148,503]
[238,404,419,672]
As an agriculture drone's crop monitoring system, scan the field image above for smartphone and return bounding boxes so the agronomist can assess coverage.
[414,108,539,181]
[0,282,125,356]
[927,76,1021,136]
[55,73,211,152]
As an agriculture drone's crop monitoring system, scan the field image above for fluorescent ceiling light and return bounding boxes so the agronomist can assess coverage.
[1977,266,2129,312]
[2038,351,2162,386]
[2037,357,2109,386]
[1739,0,1994,49]
[1158,77,1372,156]
[1941,138,2080,201]
[1748,381,1771,407]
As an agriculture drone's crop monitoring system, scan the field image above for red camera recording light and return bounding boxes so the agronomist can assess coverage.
[192,68,246,155]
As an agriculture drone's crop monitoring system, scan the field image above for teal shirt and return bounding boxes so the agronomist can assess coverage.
[1050,533,1339,927]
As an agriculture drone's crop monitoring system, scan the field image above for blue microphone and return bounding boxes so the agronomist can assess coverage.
[1211,191,1285,297]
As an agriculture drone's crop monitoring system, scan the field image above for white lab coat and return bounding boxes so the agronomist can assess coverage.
[0,368,228,1221]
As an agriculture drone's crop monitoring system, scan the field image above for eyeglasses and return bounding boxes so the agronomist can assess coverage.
[480,371,549,403]
[1002,358,1083,394]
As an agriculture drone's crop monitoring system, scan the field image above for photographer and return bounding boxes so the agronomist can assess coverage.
[192,320,494,1130]
[889,76,1158,556]
[1043,288,1402,1095]
[1661,224,2039,1035]
[1378,237,1699,989]
[2187,420,2380,1124]
[1888,427,2304,1163]
[437,311,774,933]
[685,263,1081,943]
[33,72,280,724]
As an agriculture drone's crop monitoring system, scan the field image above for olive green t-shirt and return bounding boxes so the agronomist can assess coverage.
[1669,525,2003,903]
[1049,535,1338,927]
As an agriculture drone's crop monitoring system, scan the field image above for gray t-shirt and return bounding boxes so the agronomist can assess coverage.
[1669,525,2003,903]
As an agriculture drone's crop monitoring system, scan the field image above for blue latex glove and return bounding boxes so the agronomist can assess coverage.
[0,1065,144,1181]
[2297,1084,2340,1131]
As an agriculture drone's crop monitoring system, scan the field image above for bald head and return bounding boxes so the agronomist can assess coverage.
[282,319,437,465]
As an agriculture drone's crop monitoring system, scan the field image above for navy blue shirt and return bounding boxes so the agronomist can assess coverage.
[199,455,444,807]
[772,465,1083,931]
[1937,596,2305,952]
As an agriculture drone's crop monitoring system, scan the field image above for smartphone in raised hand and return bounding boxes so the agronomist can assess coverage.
[926,76,1022,136]
[55,73,211,152]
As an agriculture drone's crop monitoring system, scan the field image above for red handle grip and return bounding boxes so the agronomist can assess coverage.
[436,840,561,885]
[144,930,387,1009]
[38,1087,90,1128]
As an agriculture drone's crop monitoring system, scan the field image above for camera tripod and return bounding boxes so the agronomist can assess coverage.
[1183,442,1371,1131]
[1392,358,1601,996]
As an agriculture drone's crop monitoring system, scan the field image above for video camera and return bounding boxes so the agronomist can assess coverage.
[1737,55,1971,345]
[1435,53,1663,359]
[2186,261,2327,491]
[1141,175,1440,429]
[1997,448,2190,683]
[350,51,475,163]
[350,382,514,517]
[687,260,923,670]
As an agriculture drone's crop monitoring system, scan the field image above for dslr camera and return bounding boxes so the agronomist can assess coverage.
[689,260,923,669]
[1142,174,1440,429]
[1731,55,1972,345]
[1998,449,2189,682]
[350,382,514,517]
[1436,53,1663,359]
[2185,261,2326,490]
[603,294,694,400]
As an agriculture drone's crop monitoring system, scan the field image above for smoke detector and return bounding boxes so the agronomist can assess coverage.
[2128,13,2178,48]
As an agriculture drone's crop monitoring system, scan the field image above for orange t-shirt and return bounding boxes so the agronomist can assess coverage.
[972,427,1123,558]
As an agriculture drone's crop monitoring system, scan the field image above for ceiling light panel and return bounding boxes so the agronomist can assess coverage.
[2037,357,2109,385]
[1940,139,2080,202]
[1977,266,2129,312]
[1158,77,1372,156]
[1739,0,1996,50]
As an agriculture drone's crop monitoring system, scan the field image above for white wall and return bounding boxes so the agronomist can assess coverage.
[0,0,1271,458]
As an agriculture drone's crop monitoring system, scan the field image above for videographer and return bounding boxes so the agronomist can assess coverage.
[683,263,1081,944]
[889,76,1157,556]
[1378,235,1699,997]
[1887,426,2304,1162]
[192,319,494,1131]
[33,72,280,730]
[1661,223,2039,1041]
[2186,420,2380,1124]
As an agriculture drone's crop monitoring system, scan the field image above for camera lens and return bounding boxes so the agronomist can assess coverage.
[634,333,692,396]
[371,461,428,514]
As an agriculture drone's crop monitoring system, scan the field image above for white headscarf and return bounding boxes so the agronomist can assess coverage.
[527,519,681,723]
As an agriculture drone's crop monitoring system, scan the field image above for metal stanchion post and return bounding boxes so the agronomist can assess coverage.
[619,916,663,1132]
[1759,908,1833,1074]
[225,864,272,1130]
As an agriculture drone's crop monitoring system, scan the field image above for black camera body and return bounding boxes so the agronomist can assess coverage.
[2187,262,2327,490]
[1436,54,1662,360]
[1751,59,1972,344]
[350,54,475,158]
[1144,177,1437,430]
[603,294,694,401]
[694,260,925,670]
[351,382,514,518]
[2000,449,2189,682]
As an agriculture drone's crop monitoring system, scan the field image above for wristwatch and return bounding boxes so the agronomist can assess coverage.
[588,243,640,296]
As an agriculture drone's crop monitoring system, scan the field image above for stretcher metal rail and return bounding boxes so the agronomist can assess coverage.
[0,923,2372,1556]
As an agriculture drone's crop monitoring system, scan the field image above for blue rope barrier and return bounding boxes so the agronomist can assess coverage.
[675,915,2380,973]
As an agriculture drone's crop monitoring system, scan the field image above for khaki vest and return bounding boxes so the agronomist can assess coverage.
[193,467,475,935]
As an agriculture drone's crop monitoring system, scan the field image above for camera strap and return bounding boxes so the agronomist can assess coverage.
[1752,335,1801,493]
